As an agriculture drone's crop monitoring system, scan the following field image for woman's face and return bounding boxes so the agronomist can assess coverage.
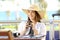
[28,10,36,20]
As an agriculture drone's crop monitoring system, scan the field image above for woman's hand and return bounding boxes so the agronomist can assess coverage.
[31,23,39,36]
[32,27,38,36]
[20,26,28,36]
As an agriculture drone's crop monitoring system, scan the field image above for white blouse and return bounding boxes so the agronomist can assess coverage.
[18,21,46,40]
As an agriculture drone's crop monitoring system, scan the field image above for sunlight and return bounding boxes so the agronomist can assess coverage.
[45,0,59,11]
[0,0,59,11]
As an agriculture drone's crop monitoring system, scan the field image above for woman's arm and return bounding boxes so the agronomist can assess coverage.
[40,23,46,35]
[20,25,29,36]
[18,21,28,36]
[40,23,46,40]
[20,28,27,36]
[32,27,38,35]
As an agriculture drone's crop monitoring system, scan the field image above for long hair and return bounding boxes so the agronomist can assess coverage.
[34,11,42,22]
[26,11,42,26]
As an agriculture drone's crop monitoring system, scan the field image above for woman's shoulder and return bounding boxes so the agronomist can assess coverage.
[19,20,27,24]
[36,22,45,25]
[36,22,46,27]
[18,20,27,26]
[35,22,46,29]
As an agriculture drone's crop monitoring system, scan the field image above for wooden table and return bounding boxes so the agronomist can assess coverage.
[0,37,41,40]
[0,38,41,40]
[14,37,41,40]
[14,38,41,40]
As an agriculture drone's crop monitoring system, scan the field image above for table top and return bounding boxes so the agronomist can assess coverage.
[14,36,41,40]
[0,36,41,40]
[0,35,43,40]
[0,37,41,40]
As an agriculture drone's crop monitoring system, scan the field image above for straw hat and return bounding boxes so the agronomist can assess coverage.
[22,4,45,18]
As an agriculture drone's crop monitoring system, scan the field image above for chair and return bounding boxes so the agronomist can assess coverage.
[0,30,13,40]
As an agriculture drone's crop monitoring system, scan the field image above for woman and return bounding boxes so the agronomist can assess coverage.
[18,4,46,40]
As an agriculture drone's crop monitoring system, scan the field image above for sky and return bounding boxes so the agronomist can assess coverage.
[0,0,59,20]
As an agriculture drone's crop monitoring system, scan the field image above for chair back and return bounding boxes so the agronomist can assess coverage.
[0,30,13,40]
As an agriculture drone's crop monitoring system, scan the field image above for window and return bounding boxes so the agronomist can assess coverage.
[0,0,30,31]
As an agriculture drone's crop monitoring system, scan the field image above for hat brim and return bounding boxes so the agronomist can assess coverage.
[22,9,45,18]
